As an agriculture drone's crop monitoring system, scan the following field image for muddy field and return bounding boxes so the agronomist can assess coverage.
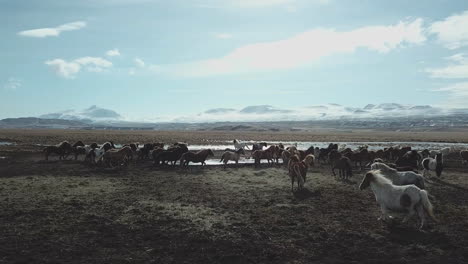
[1,129,468,263]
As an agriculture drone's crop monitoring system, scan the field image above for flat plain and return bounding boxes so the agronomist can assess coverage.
[1,129,468,264]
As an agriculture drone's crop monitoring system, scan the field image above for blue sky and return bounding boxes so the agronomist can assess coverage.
[1,0,468,121]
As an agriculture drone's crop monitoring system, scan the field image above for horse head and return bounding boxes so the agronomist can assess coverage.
[359,172,374,190]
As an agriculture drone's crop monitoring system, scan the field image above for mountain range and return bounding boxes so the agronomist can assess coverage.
[1,104,468,130]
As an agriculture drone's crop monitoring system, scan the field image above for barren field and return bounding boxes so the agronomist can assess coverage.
[1,129,468,263]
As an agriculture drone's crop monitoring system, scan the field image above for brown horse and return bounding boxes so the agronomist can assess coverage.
[332,156,353,180]
[43,141,73,160]
[102,146,133,167]
[220,148,245,168]
[252,146,276,167]
[287,155,307,192]
[180,149,214,167]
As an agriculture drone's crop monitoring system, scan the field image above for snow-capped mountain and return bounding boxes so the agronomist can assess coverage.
[40,105,121,121]
[34,103,468,124]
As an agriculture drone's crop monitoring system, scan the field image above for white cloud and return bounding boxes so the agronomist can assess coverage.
[106,48,121,57]
[3,78,22,90]
[215,33,233,39]
[18,21,86,38]
[195,0,328,8]
[153,18,425,77]
[45,57,112,79]
[433,82,468,108]
[425,53,468,79]
[429,10,468,49]
[134,57,145,68]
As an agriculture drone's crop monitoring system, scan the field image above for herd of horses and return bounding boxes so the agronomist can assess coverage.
[42,139,468,229]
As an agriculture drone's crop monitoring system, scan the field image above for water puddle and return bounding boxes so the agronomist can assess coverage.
[0,141,15,146]
[190,141,468,151]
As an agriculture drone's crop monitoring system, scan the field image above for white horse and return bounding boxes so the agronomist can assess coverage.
[439,147,451,156]
[370,162,425,189]
[359,170,437,229]
[220,148,245,168]
[422,153,444,178]
[233,139,250,150]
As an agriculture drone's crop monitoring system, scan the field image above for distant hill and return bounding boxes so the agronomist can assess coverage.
[0,117,88,128]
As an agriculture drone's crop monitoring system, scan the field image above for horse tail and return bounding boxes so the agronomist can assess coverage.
[293,164,304,189]
[220,153,226,162]
[420,190,437,223]
[417,176,425,190]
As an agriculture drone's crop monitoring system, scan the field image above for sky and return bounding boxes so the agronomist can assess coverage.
[1,0,468,121]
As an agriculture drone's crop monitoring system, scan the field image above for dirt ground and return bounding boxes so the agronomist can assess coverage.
[1,129,468,263]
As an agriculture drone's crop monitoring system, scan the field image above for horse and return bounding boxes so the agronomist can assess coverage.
[332,156,353,180]
[252,142,267,152]
[328,150,342,167]
[287,155,306,192]
[180,149,214,167]
[281,150,291,167]
[359,170,437,229]
[303,154,315,169]
[395,150,420,169]
[101,141,116,152]
[252,146,277,167]
[370,162,425,189]
[151,147,165,165]
[439,147,451,156]
[43,141,73,160]
[422,154,443,178]
[137,143,155,160]
[102,146,133,168]
[460,150,468,166]
[154,145,189,166]
[220,148,245,168]
[72,141,85,148]
[233,139,250,150]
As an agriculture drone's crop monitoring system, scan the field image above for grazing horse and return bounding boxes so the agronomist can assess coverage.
[332,156,353,180]
[370,162,425,189]
[460,150,468,166]
[220,148,245,168]
[422,154,443,178]
[233,139,250,150]
[102,146,133,168]
[180,149,214,167]
[359,170,437,229]
[287,155,306,192]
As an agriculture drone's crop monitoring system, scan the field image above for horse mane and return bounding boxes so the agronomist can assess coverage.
[373,162,397,174]
[369,170,393,186]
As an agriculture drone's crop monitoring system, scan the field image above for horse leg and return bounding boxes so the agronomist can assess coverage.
[416,205,426,229]
[379,206,391,221]
[402,207,416,223]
